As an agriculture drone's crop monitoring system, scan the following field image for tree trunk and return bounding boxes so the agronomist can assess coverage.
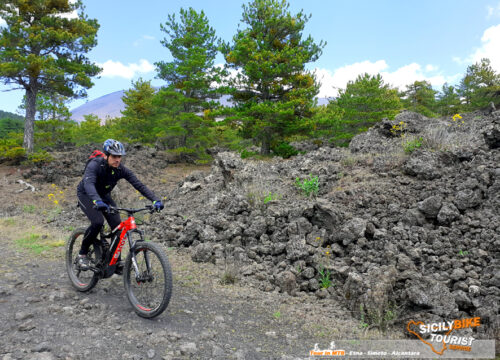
[260,133,271,155]
[179,134,186,147]
[23,87,37,153]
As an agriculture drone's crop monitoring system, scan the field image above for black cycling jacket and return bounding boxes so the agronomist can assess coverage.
[77,157,158,203]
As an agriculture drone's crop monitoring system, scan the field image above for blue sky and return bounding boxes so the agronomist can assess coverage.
[1,0,500,114]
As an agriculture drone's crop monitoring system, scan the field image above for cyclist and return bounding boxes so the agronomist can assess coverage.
[76,139,164,273]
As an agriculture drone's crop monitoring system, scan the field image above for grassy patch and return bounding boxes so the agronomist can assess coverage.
[22,204,36,213]
[420,122,476,152]
[42,206,62,223]
[309,324,340,338]
[183,274,200,287]
[340,156,357,167]
[359,303,398,332]
[15,233,65,255]
[1,218,16,226]
[244,176,284,210]
[220,265,238,285]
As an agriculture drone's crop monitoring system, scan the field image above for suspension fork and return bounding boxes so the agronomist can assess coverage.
[144,248,152,273]
[127,230,149,277]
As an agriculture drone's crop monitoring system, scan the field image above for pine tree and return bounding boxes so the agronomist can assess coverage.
[222,0,325,154]
[154,7,224,148]
[401,80,437,117]
[0,0,100,152]
[120,78,157,143]
[333,73,402,131]
[459,58,500,110]
[436,83,461,115]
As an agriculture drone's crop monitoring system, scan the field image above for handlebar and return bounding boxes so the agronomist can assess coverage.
[97,205,157,215]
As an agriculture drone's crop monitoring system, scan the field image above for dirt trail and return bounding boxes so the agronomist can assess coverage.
[0,163,380,360]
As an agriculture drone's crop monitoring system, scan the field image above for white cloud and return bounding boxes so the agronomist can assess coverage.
[315,60,459,98]
[381,63,451,89]
[54,0,78,20]
[452,56,465,65]
[133,35,156,47]
[314,60,388,98]
[468,24,500,72]
[487,2,500,18]
[425,64,438,72]
[57,10,78,20]
[98,59,155,79]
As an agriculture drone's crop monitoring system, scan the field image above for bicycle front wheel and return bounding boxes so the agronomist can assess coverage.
[124,241,173,318]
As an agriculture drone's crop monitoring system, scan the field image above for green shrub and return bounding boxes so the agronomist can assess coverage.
[263,192,280,204]
[272,142,298,159]
[24,150,54,164]
[329,132,354,147]
[295,174,319,197]
[165,146,212,164]
[403,137,423,153]
[318,266,332,289]
[241,149,259,159]
[0,145,26,162]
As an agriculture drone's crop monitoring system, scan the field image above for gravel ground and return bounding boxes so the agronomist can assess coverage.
[0,164,390,360]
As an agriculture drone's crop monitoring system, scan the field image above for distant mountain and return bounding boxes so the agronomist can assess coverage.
[70,90,330,123]
[0,110,24,138]
[70,90,126,123]
[0,109,23,121]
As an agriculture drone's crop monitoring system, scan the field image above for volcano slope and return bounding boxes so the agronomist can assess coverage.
[0,110,498,359]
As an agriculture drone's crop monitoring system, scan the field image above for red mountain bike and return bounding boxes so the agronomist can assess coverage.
[66,205,172,318]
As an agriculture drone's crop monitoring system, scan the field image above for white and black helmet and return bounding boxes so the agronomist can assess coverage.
[103,139,126,156]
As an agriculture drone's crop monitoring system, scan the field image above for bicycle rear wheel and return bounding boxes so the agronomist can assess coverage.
[124,241,172,318]
[66,228,101,292]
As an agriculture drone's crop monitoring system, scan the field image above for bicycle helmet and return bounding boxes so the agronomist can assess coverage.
[103,139,126,156]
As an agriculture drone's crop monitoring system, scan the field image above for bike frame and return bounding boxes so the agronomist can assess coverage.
[97,206,153,278]
[109,215,137,266]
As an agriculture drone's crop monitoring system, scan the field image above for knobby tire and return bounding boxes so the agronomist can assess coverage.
[123,241,172,318]
[66,228,100,292]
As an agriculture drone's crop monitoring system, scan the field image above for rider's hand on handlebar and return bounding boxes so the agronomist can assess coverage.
[153,200,164,212]
[93,200,110,212]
